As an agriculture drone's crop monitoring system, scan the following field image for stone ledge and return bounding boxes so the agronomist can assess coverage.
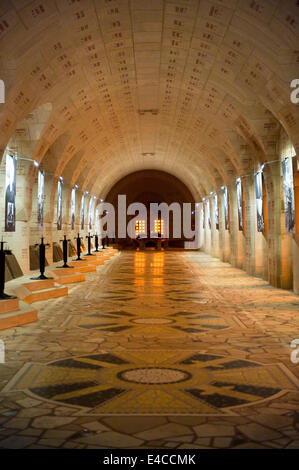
[0,297,19,315]
[14,284,68,304]
[70,265,97,273]
[51,272,86,285]
[23,280,55,292]
[0,301,38,331]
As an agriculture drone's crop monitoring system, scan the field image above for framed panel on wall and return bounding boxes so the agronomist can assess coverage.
[37,170,44,231]
[255,171,264,233]
[223,187,229,230]
[95,207,99,234]
[71,188,76,230]
[5,154,17,232]
[282,157,296,233]
[88,197,94,231]
[80,193,85,230]
[207,200,211,229]
[214,194,219,230]
[57,180,63,230]
[236,178,243,231]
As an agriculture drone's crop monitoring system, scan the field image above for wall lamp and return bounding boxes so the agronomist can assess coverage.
[15,156,39,167]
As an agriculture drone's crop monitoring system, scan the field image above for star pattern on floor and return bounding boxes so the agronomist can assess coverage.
[64,308,233,336]
[4,350,297,415]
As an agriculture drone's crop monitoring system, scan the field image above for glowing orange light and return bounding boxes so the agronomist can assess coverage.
[135,220,146,236]
[154,219,164,236]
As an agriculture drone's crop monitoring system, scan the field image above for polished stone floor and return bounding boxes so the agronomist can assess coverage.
[0,251,298,449]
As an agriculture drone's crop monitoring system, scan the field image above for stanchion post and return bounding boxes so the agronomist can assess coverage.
[73,234,83,261]
[31,238,53,280]
[57,235,73,268]
[94,233,100,252]
[85,233,94,256]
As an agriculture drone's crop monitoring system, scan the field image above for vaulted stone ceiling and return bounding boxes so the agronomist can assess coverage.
[0,0,298,200]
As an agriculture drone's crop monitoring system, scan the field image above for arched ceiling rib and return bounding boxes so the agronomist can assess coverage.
[0,0,298,200]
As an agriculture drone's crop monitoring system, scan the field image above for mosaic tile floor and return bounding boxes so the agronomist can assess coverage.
[0,251,298,449]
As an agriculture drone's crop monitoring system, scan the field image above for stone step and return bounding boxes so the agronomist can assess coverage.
[0,297,19,315]
[70,259,90,267]
[52,268,78,276]
[15,284,68,304]
[0,301,38,331]
[86,258,105,266]
[73,265,97,273]
[23,279,55,292]
[85,252,111,258]
[50,271,86,285]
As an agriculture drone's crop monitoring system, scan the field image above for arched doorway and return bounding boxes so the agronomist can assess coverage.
[105,170,195,249]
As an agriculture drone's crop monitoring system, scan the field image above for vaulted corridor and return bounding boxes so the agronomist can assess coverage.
[0,251,298,449]
[0,0,299,453]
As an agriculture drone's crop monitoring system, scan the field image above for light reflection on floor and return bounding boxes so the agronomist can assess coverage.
[0,251,298,449]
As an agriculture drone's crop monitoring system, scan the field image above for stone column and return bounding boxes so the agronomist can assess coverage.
[197,203,204,250]
[218,189,225,262]
[243,175,256,276]
[228,183,238,267]
[264,162,286,288]
[293,170,299,294]
[279,162,293,290]
[204,199,211,254]
[210,195,219,258]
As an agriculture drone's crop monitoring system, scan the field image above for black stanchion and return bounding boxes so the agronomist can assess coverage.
[31,238,53,280]
[73,234,83,261]
[93,233,100,252]
[85,233,94,256]
[102,236,106,249]
[0,241,17,300]
[57,235,73,268]
[106,235,109,247]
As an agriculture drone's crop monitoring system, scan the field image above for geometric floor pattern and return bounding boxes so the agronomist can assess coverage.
[3,351,297,415]
[0,251,298,448]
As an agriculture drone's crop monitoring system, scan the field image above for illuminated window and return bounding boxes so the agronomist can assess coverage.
[135,220,146,237]
[154,219,164,236]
